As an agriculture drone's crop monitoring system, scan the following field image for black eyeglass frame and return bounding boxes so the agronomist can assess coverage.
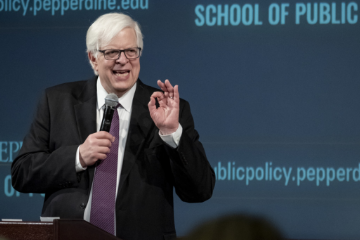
[98,47,142,60]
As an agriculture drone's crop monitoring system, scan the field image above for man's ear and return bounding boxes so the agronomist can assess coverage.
[88,52,98,71]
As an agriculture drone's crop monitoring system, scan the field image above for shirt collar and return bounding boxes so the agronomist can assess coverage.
[96,77,137,113]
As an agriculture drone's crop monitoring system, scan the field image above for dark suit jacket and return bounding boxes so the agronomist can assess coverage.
[11,77,215,240]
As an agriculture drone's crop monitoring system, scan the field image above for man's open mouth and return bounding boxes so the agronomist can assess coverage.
[113,70,130,77]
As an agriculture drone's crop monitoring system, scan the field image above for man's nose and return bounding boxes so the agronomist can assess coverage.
[116,51,128,64]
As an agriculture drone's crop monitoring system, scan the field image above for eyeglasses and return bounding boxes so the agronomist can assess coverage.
[98,47,141,60]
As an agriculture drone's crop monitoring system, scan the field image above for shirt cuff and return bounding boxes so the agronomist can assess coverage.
[159,124,183,148]
[76,146,87,172]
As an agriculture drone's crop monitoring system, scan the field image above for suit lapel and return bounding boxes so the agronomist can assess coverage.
[73,77,97,187]
[117,80,160,193]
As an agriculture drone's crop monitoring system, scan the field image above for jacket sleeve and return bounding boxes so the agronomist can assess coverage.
[11,90,80,193]
[164,100,215,203]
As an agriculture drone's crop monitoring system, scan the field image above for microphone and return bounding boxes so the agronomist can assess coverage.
[100,93,118,132]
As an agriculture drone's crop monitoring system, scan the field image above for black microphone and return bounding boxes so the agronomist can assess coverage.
[100,93,118,132]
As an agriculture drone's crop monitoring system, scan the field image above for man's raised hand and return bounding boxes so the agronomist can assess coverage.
[148,79,179,135]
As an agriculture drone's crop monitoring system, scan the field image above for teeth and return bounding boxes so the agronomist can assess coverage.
[115,72,129,77]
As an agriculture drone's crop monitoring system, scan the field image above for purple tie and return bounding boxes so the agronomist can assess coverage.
[90,104,120,235]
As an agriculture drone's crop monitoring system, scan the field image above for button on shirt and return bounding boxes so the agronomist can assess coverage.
[75,78,183,225]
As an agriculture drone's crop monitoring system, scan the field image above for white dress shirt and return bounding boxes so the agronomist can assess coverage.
[74,78,182,226]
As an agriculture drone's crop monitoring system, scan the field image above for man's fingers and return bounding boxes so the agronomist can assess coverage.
[97,139,112,148]
[94,131,115,142]
[80,131,116,167]
[95,153,108,160]
[98,146,111,154]
[157,80,167,92]
[151,91,165,100]
[174,85,179,102]
[148,95,157,112]
[149,91,168,110]
[157,79,176,99]
[158,80,175,99]
[164,80,174,99]
[164,79,174,89]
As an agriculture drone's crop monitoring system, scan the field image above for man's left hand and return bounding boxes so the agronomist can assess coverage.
[148,79,179,135]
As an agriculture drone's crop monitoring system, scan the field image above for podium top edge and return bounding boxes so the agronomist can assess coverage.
[0,221,53,225]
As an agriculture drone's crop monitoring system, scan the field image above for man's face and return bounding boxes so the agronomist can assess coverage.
[90,28,140,97]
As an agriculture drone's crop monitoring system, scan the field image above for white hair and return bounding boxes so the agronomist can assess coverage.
[86,13,143,75]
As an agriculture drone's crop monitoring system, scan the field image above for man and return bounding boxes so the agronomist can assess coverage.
[11,13,215,240]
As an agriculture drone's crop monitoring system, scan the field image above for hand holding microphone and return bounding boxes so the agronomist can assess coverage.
[79,93,118,167]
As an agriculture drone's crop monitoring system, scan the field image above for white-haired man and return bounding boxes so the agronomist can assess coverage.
[11,13,215,240]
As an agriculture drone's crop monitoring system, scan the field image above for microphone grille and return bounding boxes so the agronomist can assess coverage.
[105,93,118,107]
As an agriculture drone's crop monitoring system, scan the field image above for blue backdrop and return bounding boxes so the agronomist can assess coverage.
[1,1,360,239]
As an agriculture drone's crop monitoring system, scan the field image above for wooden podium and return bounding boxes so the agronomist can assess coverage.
[0,219,121,240]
